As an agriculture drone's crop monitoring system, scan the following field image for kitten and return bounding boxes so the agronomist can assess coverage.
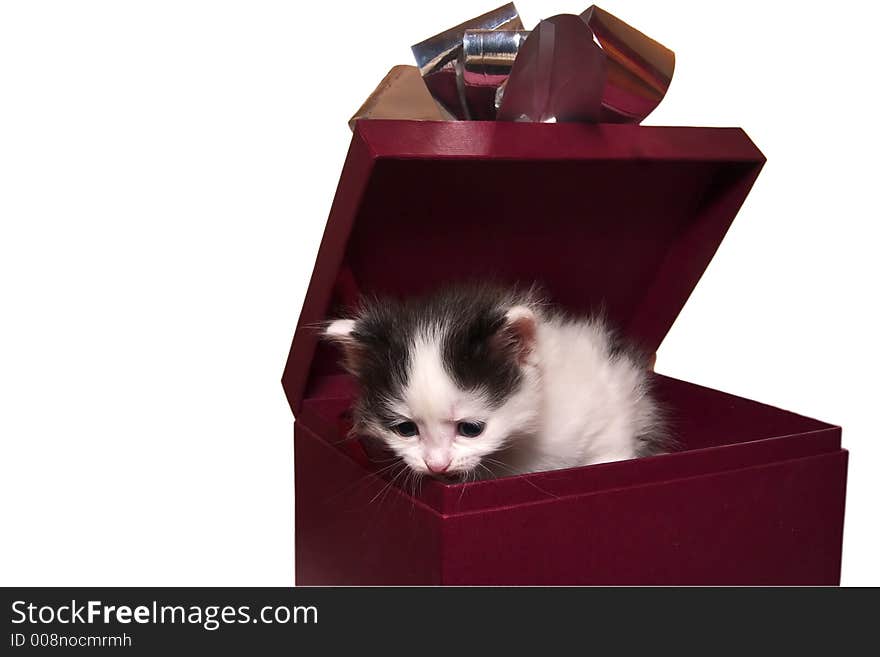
[323,284,667,479]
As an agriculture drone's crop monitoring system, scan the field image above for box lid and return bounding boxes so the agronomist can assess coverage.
[283,120,764,415]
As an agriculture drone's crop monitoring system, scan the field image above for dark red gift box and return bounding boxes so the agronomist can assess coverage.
[282,119,848,585]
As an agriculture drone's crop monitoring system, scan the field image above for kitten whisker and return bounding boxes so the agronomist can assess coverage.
[456,468,471,506]
[368,462,407,506]
[377,462,412,510]
[323,458,405,504]
[482,457,561,500]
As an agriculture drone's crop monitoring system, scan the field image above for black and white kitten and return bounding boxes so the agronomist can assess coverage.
[324,285,666,479]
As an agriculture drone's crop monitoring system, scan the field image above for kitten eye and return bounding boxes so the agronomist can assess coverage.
[391,421,419,438]
[457,421,485,438]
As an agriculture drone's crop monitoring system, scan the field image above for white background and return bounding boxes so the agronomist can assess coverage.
[1,1,877,586]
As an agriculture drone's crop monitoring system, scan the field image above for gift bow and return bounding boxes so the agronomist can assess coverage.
[411,3,675,124]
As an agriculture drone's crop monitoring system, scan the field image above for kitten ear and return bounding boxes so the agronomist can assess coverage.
[492,305,538,365]
[323,318,364,373]
[324,318,356,340]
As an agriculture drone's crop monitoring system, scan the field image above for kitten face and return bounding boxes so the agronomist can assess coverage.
[324,286,542,478]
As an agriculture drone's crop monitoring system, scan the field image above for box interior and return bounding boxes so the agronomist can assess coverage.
[308,154,757,381]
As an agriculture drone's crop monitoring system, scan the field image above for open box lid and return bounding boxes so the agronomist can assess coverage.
[283,120,765,415]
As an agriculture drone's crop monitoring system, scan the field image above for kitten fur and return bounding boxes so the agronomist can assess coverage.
[324,284,667,479]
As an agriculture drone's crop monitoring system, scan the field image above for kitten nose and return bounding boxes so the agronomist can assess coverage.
[425,458,451,474]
